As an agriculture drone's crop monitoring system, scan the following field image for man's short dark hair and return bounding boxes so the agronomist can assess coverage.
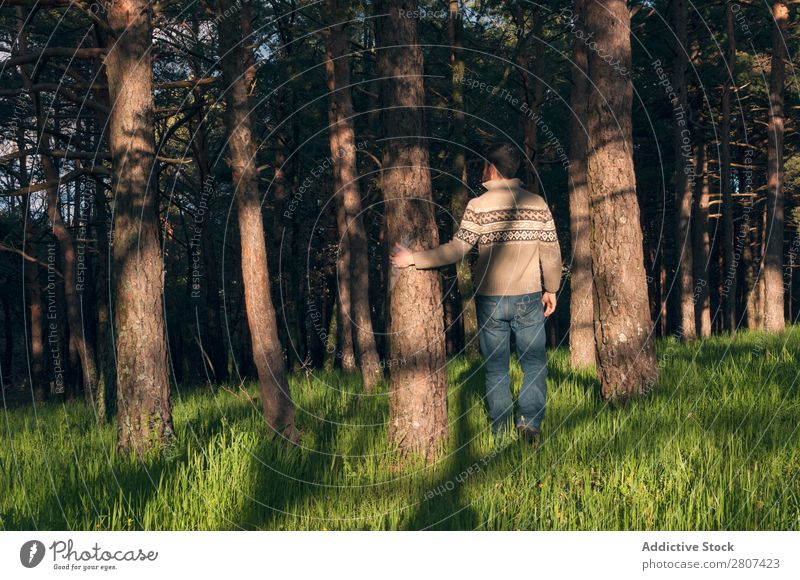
[485,142,521,179]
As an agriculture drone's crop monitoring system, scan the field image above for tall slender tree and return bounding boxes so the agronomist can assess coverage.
[448,0,474,353]
[324,0,382,390]
[720,2,737,333]
[763,0,788,332]
[585,0,658,398]
[377,0,448,458]
[692,141,712,337]
[672,0,695,340]
[216,0,298,440]
[190,87,228,382]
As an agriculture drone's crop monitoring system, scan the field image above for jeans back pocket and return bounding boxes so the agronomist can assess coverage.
[514,294,543,328]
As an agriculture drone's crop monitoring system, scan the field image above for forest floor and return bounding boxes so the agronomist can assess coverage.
[2,327,799,530]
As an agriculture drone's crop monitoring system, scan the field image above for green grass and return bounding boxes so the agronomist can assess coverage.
[2,327,799,530]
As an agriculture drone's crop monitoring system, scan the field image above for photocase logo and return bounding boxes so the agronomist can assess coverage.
[20,540,46,568]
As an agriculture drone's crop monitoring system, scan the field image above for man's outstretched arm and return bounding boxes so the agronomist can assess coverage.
[390,200,481,269]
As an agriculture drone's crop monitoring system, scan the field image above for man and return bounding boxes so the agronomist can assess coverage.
[389,143,562,442]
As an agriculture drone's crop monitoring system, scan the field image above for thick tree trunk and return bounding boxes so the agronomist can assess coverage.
[567,0,594,368]
[585,0,658,399]
[216,0,297,440]
[764,1,788,332]
[720,4,737,333]
[105,0,173,454]
[691,141,712,337]
[377,0,448,459]
[324,1,382,389]
[672,0,695,340]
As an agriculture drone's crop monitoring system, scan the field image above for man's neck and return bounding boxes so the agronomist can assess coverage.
[482,177,523,190]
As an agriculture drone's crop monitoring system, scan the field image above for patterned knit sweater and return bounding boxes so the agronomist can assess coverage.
[412,177,562,296]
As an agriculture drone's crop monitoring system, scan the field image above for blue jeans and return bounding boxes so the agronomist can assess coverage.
[474,291,547,434]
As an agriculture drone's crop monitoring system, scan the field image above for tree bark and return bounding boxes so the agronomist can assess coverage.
[720,3,737,333]
[567,0,594,368]
[448,0,475,354]
[377,0,448,459]
[691,141,711,337]
[763,0,788,332]
[585,0,658,399]
[334,198,357,370]
[91,23,113,418]
[324,1,383,389]
[672,0,695,339]
[216,0,298,440]
[105,0,173,454]
[746,200,766,329]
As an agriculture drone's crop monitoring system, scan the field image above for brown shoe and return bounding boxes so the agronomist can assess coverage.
[516,424,541,444]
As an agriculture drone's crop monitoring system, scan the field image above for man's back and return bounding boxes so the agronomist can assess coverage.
[412,177,562,296]
[469,178,561,295]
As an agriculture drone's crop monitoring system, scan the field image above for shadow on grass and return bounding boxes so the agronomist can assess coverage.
[403,359,495,530]
[236,371,385,530]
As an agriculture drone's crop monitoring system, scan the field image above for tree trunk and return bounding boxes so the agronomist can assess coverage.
[691,141,711,337]
[763,1,788,332]
[672,0,695,340]
[567,0,594,368]
[513,4,542,193]
[15,5,100,413]
[324,1,382,389]
[216,0,298,441]
[744,202,758,329]
[270,133,294,369]
[2,279,12,380]
[334,198,357,371]
[90,24,114,415]
[105,0,173,454]
[93,180,114,415]
[191,88,228,382]
[17,128,46,400]
[720,3,737,333]
[377,0,448,459]
[585,0,658,399]
[448,0,475,354]
[746,200,766,329]
[269,2,300,371]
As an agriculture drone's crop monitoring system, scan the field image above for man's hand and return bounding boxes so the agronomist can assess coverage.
[389,242,414,268]
[542,292,557,317]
